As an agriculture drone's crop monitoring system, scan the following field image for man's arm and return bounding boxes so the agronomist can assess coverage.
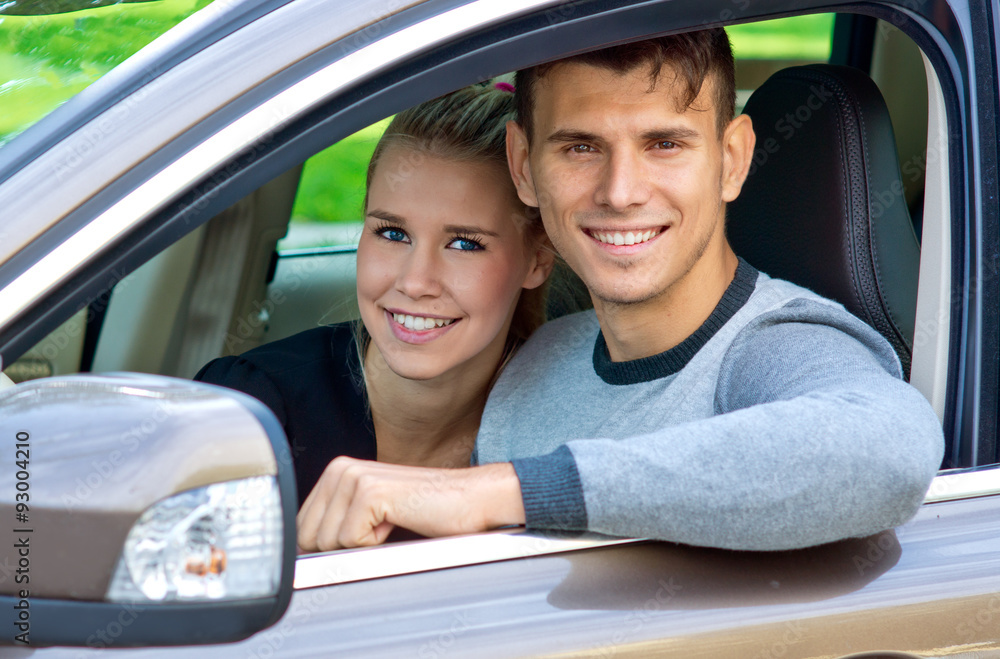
[510,301,944,550]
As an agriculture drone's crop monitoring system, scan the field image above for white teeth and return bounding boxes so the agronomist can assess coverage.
[392,313,454,330]
[593,229,660,246]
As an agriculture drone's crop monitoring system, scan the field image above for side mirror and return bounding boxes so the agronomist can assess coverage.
[0,373,296,648]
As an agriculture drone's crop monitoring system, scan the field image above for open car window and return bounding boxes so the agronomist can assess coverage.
[2,11,933,395]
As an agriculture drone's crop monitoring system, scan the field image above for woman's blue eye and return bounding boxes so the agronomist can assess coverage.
[379,228,408,242]
[449,237,483,251]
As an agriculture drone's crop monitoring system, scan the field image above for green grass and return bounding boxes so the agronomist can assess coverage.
[728,14,835,60]
[0,0,205,146]
[290,118,391,224]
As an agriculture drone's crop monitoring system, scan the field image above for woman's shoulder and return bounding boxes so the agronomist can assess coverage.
[243,322,357,365]
[194,321,359,385]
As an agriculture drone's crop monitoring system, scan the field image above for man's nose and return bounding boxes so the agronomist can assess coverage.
[594,150,651,211]
[395,246,444,299]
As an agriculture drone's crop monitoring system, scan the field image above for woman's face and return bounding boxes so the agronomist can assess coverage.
[357,146,547,382]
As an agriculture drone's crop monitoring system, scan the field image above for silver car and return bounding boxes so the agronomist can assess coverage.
[1,0,999,656]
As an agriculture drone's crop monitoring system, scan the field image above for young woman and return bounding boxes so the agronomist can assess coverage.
[195,83,553,505]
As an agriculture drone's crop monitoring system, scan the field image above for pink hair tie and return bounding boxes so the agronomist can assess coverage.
[494,82,515,93]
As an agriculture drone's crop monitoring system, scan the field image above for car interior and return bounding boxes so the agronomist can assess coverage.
[1,14,960,470]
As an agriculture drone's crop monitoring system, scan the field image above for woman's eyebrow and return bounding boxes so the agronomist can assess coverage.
[367,209,405,223]
[367,212,499,238]
[444,224,500,238]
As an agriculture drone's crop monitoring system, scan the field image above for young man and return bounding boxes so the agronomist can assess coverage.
[296,29,944,553]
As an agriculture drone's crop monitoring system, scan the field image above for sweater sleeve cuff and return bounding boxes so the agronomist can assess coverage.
[511,445,588,531]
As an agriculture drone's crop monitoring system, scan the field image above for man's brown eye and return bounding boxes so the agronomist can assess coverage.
[656,141,677,149]
[571,144,592,153]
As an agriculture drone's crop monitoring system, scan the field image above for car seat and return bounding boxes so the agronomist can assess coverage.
[727,64,921,377]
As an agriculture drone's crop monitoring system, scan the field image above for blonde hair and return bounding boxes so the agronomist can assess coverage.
[358,83,549,363]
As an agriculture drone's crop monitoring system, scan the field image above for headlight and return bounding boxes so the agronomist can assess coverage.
[107,476,283,602]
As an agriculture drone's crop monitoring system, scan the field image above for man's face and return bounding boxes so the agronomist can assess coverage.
[509,62,751,308]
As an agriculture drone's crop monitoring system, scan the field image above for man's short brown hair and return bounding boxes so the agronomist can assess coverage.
[514,28,736,141]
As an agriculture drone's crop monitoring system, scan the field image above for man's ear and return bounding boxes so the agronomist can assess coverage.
[522,233,556,291]
[720,114,756,203]
[506,120,540,208]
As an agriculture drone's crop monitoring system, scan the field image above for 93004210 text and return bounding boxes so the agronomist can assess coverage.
[12,430,32,645]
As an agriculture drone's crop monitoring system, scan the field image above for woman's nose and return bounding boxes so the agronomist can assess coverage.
[394,247,444,299]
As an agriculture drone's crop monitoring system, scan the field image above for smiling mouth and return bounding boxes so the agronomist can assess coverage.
[588,228,662,246]
[391,312,456,331]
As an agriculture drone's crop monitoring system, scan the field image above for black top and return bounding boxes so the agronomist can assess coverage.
[194,322,376,504]
[592,258,758,385]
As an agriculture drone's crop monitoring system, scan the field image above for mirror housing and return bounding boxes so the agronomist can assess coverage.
[0,373,296,647]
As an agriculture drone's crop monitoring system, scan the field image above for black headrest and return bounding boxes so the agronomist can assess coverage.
[727,64,920,376]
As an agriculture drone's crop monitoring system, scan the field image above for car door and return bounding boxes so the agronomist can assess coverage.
[2,0,1000,657]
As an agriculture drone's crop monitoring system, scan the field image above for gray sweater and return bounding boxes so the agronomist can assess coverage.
[475,260,944,551]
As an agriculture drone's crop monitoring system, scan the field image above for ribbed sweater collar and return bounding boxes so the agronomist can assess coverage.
[593,258,758,385]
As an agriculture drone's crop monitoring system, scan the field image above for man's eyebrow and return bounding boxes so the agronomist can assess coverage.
[639,127,701,142]
[545,127,703,145]
[444,224,500,238]
[546,129,601,145]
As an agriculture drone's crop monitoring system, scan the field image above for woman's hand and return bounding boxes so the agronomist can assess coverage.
[296,456,526,552]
